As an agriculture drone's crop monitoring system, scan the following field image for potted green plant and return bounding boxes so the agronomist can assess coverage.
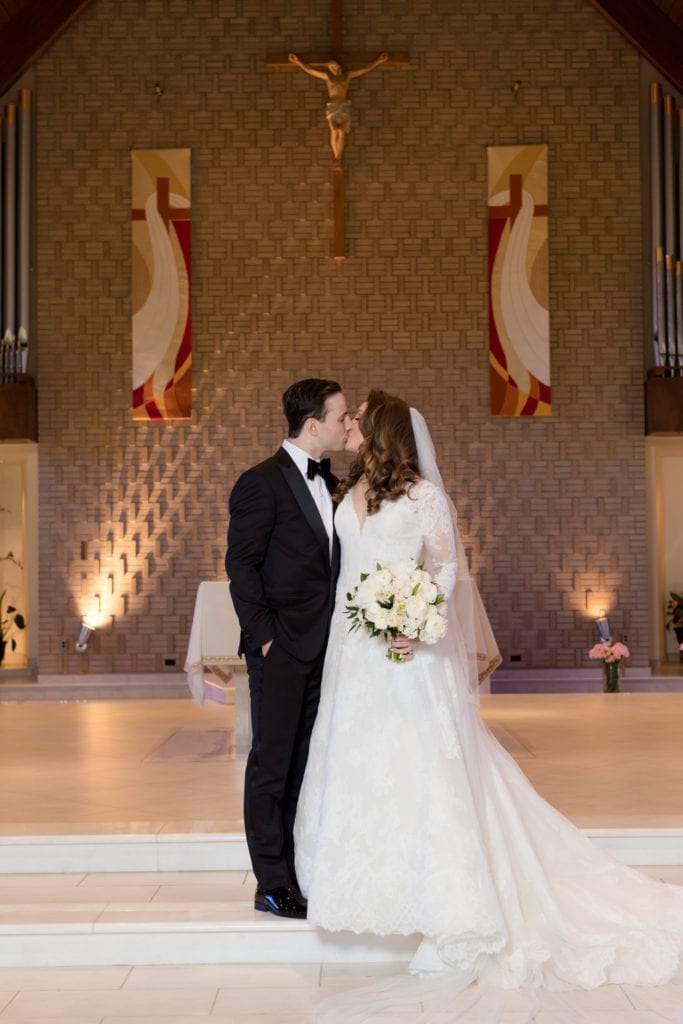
[0,589,26,665]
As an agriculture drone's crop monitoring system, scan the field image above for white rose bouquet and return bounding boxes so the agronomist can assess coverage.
[345,559,447,661]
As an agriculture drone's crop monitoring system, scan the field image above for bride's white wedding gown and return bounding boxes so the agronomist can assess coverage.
[294,480,683,992]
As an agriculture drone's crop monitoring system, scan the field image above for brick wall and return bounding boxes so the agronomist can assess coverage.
[35,0,645,674]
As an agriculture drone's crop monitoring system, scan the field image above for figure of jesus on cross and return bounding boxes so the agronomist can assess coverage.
[288,51,389,164]
[266,0,408,257]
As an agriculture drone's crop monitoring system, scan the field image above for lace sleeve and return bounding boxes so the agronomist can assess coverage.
[417,481,457,599]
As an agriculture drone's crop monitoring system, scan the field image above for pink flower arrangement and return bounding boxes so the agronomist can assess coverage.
[588,641,630,663]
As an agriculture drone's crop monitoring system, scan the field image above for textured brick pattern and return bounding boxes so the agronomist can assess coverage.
[35,0,645,673]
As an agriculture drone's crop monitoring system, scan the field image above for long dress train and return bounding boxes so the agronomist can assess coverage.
[294,481,683,1004]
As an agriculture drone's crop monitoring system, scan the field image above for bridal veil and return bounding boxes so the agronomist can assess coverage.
[410,407,501,703]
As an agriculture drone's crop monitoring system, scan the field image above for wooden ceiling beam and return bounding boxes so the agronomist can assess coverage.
[0,0,96,96]
[587,0,683,93]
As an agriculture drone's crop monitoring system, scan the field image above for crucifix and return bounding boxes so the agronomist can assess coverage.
[266,0,409,259]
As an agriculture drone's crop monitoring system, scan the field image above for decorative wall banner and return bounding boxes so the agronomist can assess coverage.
[131,148,191,420]
[487,144,550,416]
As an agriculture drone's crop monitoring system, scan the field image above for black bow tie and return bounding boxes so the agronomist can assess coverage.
[307,457,331,481]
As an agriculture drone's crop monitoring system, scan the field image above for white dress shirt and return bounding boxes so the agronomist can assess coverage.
[282,440,334,556]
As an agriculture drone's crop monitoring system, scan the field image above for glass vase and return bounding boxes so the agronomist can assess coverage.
[602,659,620,693]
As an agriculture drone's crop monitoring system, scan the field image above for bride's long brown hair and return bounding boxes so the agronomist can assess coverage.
[336,390,420,515]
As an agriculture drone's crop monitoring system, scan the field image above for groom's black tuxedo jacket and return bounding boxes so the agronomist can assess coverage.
[225,447,340,664]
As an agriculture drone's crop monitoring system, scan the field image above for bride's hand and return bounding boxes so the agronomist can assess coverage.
[390,634,416,659]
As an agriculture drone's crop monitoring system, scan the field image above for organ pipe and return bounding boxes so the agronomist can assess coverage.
[0,89,32,378]
[650,84,682,374]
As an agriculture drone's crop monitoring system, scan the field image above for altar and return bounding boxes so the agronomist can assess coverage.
[184,580,250,753]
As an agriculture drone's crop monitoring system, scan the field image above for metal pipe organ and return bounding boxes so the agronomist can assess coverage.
[650,83,683,374]
[0,89,32,380]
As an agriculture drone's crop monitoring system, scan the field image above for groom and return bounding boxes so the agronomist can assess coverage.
[225,379,351,918]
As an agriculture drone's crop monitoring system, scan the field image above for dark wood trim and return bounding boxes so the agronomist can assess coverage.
[0,375,37,441]
[587,0,683,93]
[0,0,96,95]
[644,374,683,434]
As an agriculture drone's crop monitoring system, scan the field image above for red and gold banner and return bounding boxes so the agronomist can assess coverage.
[131,149,191,420]
[488,145,550,416]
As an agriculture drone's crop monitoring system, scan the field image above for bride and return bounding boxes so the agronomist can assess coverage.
[294,390,682,1001]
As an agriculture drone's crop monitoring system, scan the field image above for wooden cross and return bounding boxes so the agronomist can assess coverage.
[488,174,548,227]
[266,0,409,259]
[132,177,191,232]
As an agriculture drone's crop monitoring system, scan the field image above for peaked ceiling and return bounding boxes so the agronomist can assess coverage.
[588,0,683,92]
[0,0,681,99]
[0,0,96,97]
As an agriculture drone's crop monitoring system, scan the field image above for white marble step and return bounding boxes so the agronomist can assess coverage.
[0,874,416,967]
[1,861,681,969]
[0,833,249,874]
[1,828,683,875]
[0,907,417,968]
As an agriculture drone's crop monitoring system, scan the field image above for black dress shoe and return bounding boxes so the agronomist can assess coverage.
[255,884,307,907]
[254,885,307,919]
[285,881,307,906]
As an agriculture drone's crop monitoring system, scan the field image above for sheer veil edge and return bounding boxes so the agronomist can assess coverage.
[410,407,501,704]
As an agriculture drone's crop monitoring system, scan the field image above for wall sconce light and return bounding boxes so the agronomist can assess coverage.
[75,620,96,653]
[595,616,612,644]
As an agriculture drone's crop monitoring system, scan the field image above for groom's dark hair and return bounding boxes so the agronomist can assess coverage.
[283,378,342,437]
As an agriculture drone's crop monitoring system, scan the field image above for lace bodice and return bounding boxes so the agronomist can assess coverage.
[335,479,457,600]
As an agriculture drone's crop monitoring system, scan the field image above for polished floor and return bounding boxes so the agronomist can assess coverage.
[1,693,682,833]
[0,692,681,1022]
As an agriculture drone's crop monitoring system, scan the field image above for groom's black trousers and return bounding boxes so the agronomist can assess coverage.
[243,640,324,891]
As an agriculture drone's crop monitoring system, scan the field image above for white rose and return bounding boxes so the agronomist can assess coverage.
[372,608,390,631]
[420,581,437,604]
[387,608,403,629]
[360,576,392,606]
[402,619,420,639]
[370,576,393,603]
[423,613,447,643]
[406,594,427,619]
[387,559,412,578]
[355,580,374,607]
[374,569,392,588]
[365,601,384,624]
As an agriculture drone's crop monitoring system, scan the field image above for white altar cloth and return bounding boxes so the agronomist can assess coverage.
[184,581,243,705]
